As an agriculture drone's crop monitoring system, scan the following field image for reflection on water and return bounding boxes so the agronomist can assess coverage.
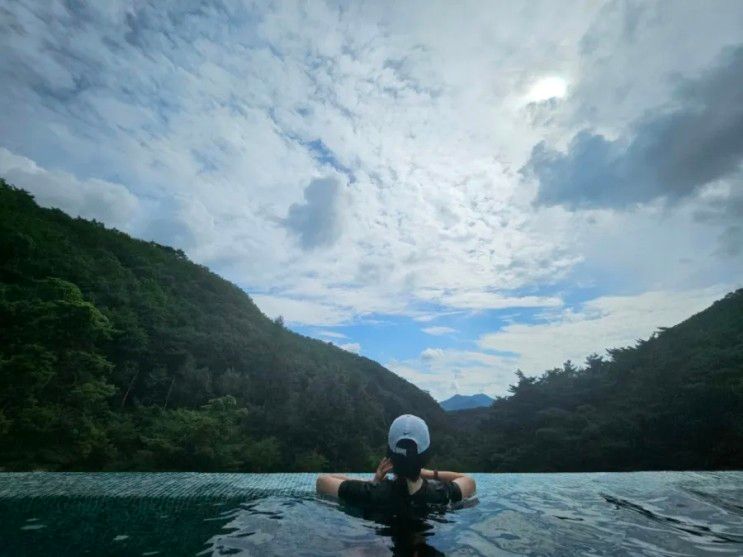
[204,497,470,556]
[0,472,742,556]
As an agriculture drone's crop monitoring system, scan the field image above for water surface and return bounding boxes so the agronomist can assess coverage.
[1,472,741,556]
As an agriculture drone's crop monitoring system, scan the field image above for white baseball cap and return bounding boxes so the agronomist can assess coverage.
[388,414,430,455]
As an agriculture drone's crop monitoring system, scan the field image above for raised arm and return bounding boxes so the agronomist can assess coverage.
[316,458,393,498]
[421,469,476,499]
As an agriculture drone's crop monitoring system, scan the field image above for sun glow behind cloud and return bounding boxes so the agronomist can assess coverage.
[526,76,568,102]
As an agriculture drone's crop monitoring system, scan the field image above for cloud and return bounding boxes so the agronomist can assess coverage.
[338,342,361,353]
[526,46,743,209]
[141,196,216,250]
[0,147,139,230]
[478,286,732,373]
[422,326,456,336]
[387,348,518,400]
[692,178,743,258]
[413,312,460,323]
[0,0,588,320]
[421,348,445,361]
[420,291,563,311]
[283,177,346,250]
[717,225,743,257]
[315,330,347,339]
[251,294,350,326]
[525,76,568,103]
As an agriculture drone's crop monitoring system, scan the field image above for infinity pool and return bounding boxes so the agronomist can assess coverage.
[1,472,741,556]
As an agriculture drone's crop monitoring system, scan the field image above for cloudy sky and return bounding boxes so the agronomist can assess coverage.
[2,1,741,400]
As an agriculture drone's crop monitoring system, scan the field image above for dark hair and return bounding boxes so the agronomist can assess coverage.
[388,438,430,481]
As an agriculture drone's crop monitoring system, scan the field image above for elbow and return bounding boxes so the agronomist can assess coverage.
[463,475,476,495]
[316,474,343,499]
[469,476,477,495]
[316,474,328,494]
[455,475,476,499]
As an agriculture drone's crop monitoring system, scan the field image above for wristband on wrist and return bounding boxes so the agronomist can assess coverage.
[433,470,439,480]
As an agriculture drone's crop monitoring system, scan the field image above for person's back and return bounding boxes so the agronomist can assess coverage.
[337,472,466,514]
[316,414,476,513]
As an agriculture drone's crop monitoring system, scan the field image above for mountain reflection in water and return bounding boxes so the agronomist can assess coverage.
[1,472,741,556]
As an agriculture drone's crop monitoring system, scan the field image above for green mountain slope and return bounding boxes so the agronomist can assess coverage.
[0,180,448,471]
[462,289,743,471]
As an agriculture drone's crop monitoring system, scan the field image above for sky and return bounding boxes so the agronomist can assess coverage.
[1,1,741,400]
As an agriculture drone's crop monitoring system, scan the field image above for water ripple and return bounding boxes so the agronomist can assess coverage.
[1,471,742,556]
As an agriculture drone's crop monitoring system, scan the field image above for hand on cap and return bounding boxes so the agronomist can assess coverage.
[373,457,393,483]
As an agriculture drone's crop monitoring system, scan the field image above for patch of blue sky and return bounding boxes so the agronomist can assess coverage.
[294,304,546,365]
[504,280,611,316]
[296,316,437,363]
[273,123,356,181]
[191,149,219,174]
[304,139,355,181]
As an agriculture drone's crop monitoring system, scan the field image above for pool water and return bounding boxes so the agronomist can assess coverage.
[1,472,741,556]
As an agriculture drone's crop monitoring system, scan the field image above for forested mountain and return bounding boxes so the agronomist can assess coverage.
[440,394,494,411]
[455,289,743,472]
[0,180,450,472]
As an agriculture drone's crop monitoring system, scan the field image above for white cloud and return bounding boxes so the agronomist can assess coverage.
[141,195,217,250]
[338,342,361,354]
[0,0,597,321]
[388,348,518,401]
[422,326,456,336]
[251,294,350,326]
[419,291,563,311]
[526,76,568,103]
[0,148,139,231]
[315,330,347,339]
[413,312,461,323]
[421,348,445,361]
[478,286,734,374]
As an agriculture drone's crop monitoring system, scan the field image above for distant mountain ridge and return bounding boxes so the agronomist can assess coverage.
[440,393,494,411]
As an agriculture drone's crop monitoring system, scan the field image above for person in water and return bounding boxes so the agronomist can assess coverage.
[316,414,476,509]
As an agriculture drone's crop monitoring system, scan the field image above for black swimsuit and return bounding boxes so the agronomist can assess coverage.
[338,477,462,510]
